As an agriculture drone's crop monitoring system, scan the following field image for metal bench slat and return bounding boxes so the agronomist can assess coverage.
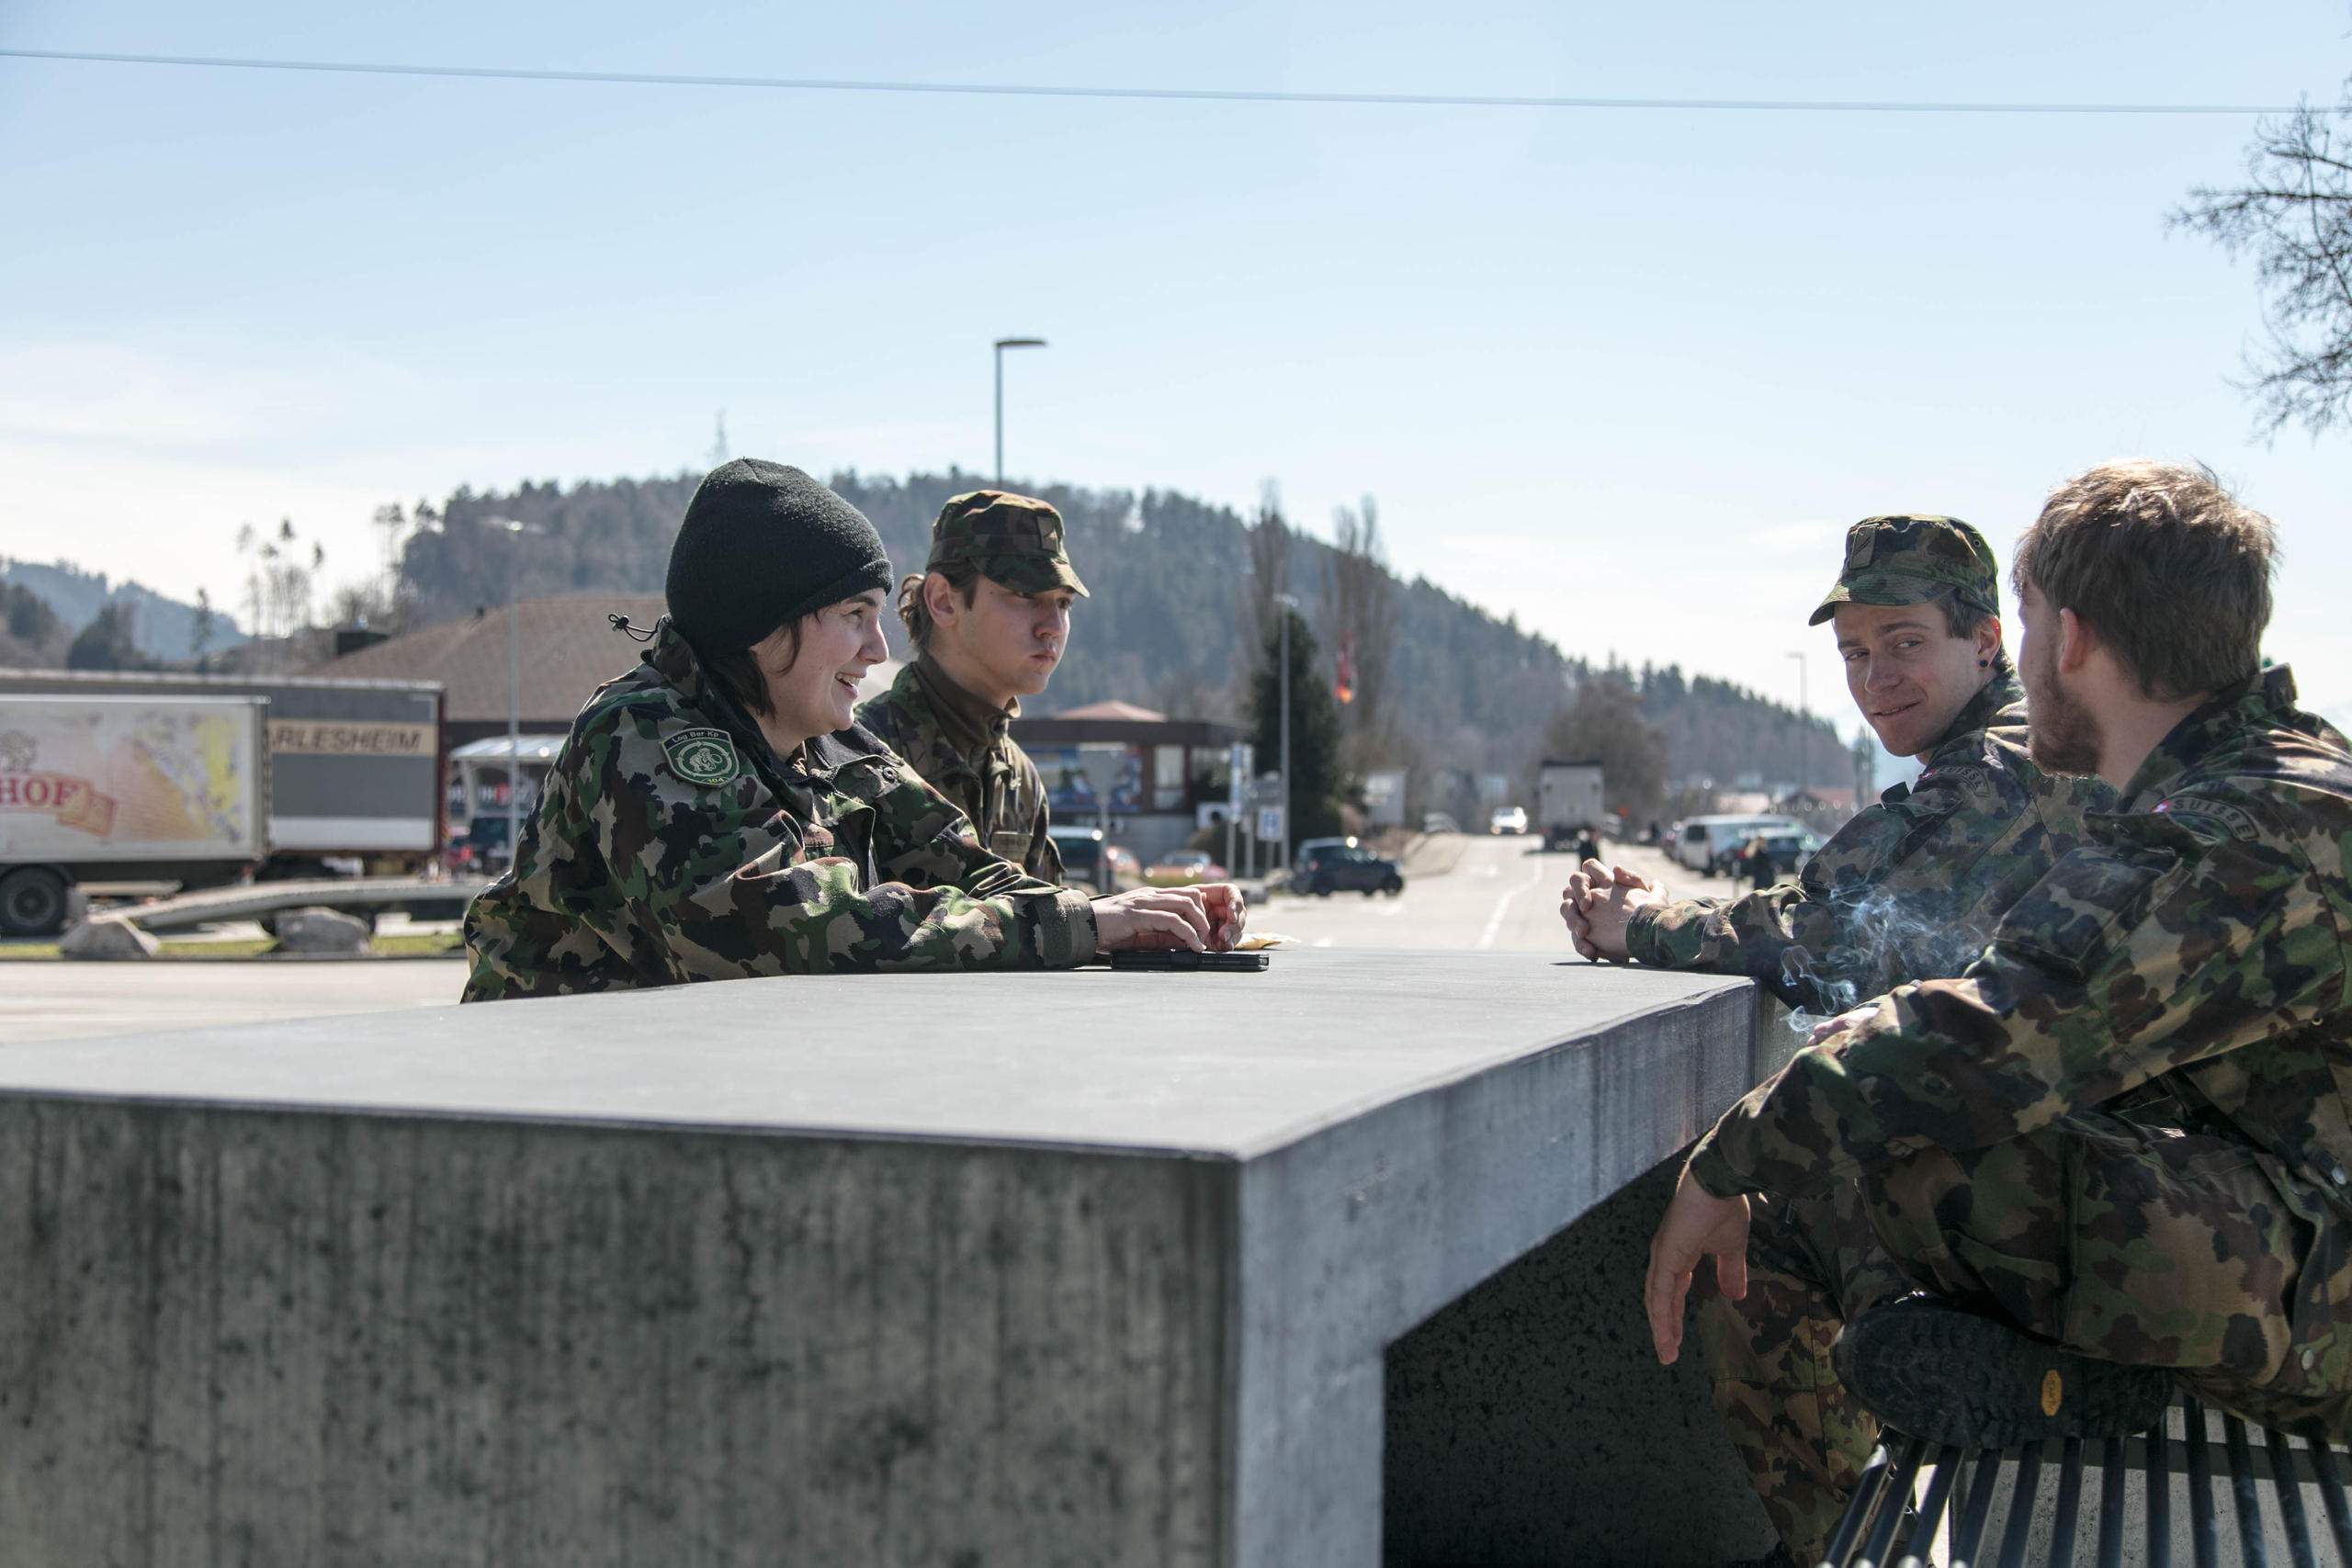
[2224,1413,2271,1568]
[2189,1395,2223,1568]
[2305,1437,2352,1562]
[2049,1437,2087,1568]
[1995,1443,2047,1568]
[2099,1435,2132,1568]
[2267,1427,2320,1568]
[1951,1451,2002,1568]
[2150,1404,2176,1568]
[1857,1436,1930,1568]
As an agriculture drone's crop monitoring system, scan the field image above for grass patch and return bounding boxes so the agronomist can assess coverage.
[373,931,465,956]
[0,932,464,961]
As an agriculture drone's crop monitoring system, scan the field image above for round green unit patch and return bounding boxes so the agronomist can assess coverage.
[663,727,741,786]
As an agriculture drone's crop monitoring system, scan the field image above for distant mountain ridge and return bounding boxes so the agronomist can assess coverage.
[398,467,1848,795]
[0,558,246,663]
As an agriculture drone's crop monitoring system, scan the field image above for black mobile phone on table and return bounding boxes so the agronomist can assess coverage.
[1110,950,1271,973]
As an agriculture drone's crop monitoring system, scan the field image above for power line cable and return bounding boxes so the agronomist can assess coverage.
[0,46,2333,115]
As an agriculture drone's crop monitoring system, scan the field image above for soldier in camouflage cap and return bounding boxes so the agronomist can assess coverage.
[464,464,1238,998]
[1566,511,2092,1010]
[859,491,1088,882]
[1643,462,2352,1562]
[1563,509,2105,1558]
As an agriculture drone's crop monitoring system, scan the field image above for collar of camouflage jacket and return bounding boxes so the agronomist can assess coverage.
[2121,664,2301,807]
[1925,660,2028,760]
[909,652,1018,760]
[643,619,888,787]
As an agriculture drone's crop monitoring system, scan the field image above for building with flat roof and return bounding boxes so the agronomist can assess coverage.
[1012,700,1247,866]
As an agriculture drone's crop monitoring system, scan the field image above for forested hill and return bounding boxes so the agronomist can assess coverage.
[397,468,1847,792]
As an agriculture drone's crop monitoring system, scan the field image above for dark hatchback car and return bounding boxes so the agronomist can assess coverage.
[1295,840,1405,897]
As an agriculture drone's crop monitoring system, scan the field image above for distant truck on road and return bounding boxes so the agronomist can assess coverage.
[1535,759,1606,852]
[0,694,270,935]
[0,668,447,878]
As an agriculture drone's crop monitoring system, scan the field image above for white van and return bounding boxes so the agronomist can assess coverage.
[1669,814,1801,875]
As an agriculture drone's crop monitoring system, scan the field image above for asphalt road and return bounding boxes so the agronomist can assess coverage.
[1252,831,1702,953]
[1,834,1736,1045]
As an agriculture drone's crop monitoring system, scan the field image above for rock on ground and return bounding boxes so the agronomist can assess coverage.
[58,917,159,962]
[273,907,373,954]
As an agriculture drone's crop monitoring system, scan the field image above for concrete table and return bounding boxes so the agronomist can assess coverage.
[0,949,1782,1566]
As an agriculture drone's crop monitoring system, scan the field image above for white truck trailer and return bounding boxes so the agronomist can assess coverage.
[1536,759,1607,852]
[0,668,446,878]
[0,694,269,935]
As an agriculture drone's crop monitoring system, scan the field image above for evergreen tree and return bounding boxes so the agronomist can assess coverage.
[1249,608,1344,843]
[65,604,160,671]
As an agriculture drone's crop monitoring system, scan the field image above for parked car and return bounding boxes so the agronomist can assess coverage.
[1758,828,1827,877]
[1295,839,1405,897]
[1669,814,1801,876]
[1488,805,1529,836]
[1046,825,1142,894]
[1145,849,1227,886]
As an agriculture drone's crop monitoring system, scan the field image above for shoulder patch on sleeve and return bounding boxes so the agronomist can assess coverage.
[662,727,741,786]
[2153,794,2261,843]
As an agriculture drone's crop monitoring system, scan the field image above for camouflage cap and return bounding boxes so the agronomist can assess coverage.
[925,491,1089,597]
[1808,513,2000,627]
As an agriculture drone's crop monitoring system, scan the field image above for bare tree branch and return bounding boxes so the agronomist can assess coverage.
[2175,96,2352,435]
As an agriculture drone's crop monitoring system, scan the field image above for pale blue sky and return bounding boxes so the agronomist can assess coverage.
[4,2,2349,723]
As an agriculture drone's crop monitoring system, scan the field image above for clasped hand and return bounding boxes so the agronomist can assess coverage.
[1558,857,1666,962]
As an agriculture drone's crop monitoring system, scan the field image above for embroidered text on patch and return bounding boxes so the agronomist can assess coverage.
[663,728,740,786]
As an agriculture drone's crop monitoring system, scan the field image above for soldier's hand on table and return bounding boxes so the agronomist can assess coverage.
[1645,1161,1751,1366]
[1193,883,1247,950]
[1092,886,1216,952]
[1567,860,1664,964]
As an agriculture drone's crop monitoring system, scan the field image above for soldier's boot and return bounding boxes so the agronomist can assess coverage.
[1831,1293,2175,1449]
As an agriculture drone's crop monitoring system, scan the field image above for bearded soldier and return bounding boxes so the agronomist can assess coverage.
[857,490,1080,882]
[1644,461,2352,1564]
[462,460,1239,998]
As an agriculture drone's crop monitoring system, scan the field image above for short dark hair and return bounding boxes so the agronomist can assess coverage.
[703,618,804,718]
[895,563,982,653]
[2013,460,2274,701]
[1934,588,1992,641]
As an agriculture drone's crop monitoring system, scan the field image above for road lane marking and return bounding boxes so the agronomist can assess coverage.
[1478,852,1554,950]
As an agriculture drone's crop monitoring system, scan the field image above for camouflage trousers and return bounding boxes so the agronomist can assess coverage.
[1693,1111,2352,1562]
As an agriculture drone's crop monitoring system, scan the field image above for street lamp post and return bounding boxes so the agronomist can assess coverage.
[1275,592,1298,881]
[1786,649,1809,807]
[489,518,544,874]
[993,337,1046,485]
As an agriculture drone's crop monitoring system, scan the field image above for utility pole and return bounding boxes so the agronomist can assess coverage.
[1276,592,1298,879]
[993,337,1046,484]
[1786,649,1808,807]
[490,518,543,874]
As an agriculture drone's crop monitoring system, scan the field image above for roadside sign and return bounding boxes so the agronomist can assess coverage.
[1256,807,1283,842]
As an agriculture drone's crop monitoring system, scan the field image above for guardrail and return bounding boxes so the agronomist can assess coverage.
[109,876,488,931]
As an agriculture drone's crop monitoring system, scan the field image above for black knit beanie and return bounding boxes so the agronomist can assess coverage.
[664,460,893,653]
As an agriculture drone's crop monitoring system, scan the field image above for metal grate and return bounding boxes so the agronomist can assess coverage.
[1820,1394,2352,1568]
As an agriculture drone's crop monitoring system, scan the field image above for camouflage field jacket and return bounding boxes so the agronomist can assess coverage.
[856,656,1063,882]
[1688,665,2352,1204]
[1627,670,2108,1010]
[462,623,1096,999]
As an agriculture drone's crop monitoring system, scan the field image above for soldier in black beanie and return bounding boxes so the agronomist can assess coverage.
[664,458,894,660]
[461,458,1245,1000]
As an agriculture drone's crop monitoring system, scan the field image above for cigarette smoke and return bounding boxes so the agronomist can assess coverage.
[1776,883,1991,1037]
